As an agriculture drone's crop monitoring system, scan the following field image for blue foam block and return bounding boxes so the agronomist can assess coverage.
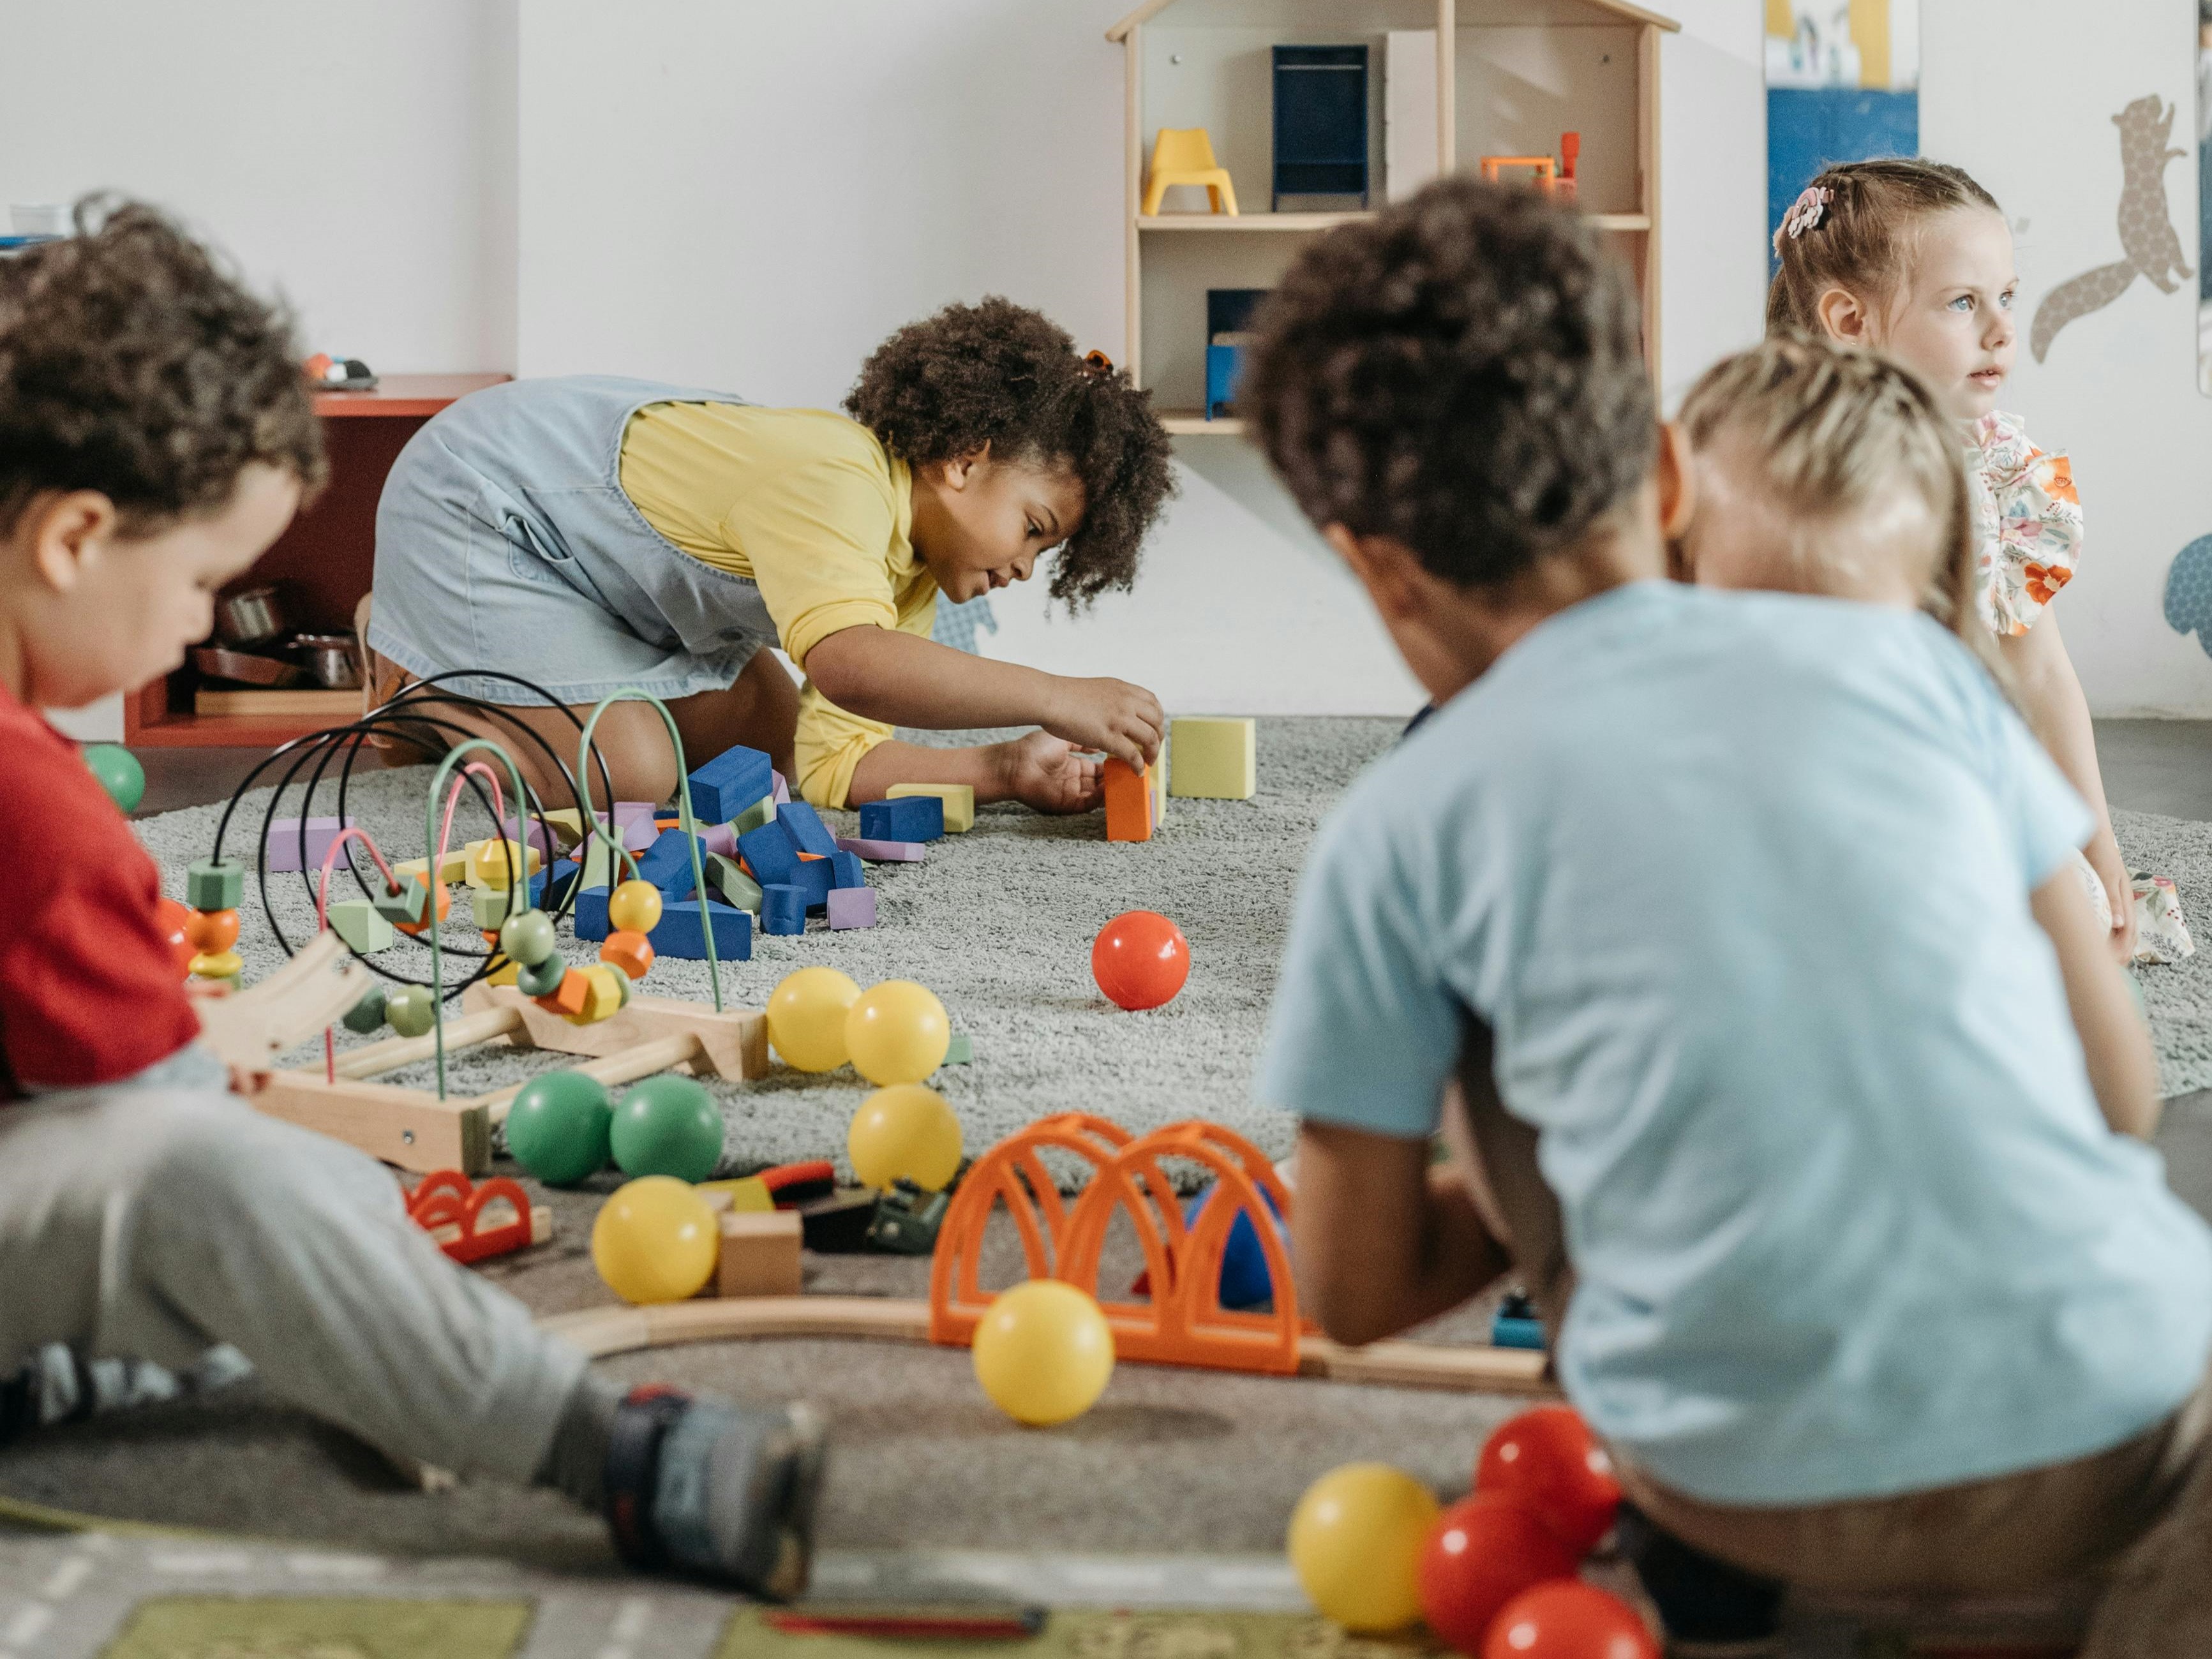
[686,744,774,823]
[648,897,752,961]
[859,796,943,843]
[574,884,610,941]
[737,820,800,886]
[773,799,839,858]
[636,828,705,899]
[791,857,834,912]
[761,884,805,935]
[544,857,580,910]
[829,849,865,890]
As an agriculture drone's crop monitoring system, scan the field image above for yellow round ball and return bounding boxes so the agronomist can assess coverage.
[844,979,951,1086]
[971,1281,1115,1426]
[590,1175,719,1304]
[607,879,664,936]
[766,967,863,1072]
[1285,1463,1439,1633]
[847,1084,962,1192]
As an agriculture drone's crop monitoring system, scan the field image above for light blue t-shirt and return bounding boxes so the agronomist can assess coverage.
[1259,581,2212,1506]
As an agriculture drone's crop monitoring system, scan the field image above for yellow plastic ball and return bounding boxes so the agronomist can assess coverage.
[844,979,951,1086]
[971,1281,1115,1427]
[607,879,664,936]
[766,967,863,1072]
[1286,1462,1440,1634]
[590,1175,719,1305]
[847,1084,962,1192]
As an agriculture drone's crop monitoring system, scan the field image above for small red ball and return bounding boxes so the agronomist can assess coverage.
[1091,910,1190,1011]
[1417,1492,1581,1655]
[154,896,196,976]
[1476,1406,1620,1556]
[1482,1581,1657,1659]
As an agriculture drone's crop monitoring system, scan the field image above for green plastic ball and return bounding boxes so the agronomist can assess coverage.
[385,984,438,1038]
[505,1070,614,1186]
[610,1075,723,1182]
[341,983,389,1034]
[517,953,568,998]
[500,909,558,969]
[82,744,144,814]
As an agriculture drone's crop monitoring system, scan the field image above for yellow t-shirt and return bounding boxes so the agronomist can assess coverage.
[618,403,936,809]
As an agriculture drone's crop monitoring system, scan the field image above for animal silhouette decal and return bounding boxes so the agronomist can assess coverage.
[2165,533,2212,658]
[2030,94,2194,362]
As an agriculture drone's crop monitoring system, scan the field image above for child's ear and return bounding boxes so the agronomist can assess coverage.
[1815,285,1872,345]
[20,491,116,593]
[1657,423,1696,536]
[1324,524,1423,620]
[939,445,991,491]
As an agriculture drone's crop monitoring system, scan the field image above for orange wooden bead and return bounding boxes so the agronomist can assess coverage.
[535,966,590,1018]
[601,929,655,981]
[395,880,452,936]
[183,907,240,953]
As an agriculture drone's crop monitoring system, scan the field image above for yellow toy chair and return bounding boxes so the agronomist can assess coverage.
[1142,128,1239,216]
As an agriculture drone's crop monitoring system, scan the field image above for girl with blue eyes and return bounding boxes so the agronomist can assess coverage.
[1765,160,2129,956]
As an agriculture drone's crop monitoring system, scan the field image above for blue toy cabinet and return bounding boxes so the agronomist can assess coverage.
[1204,288,1268,420]
[1272,45,1369,209]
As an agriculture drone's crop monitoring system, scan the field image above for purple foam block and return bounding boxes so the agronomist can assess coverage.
[698,822,737,859]
[836,836,924,864]
[266,815,354,872]
[826,886,878,930]
[497,817,555,858]
[771,770,790,805]
[611,801,659,851]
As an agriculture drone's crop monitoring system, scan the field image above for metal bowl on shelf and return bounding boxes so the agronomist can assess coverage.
[216,584,285,646]
[292,633,363,690]
[191,645,303,687]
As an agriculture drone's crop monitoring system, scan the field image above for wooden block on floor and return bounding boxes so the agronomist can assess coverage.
[718,1209,803,1298]
[252,1071,492,1175]
[1168,717,1257,799]
[1102,758,1155,842]
[327,898,395,954]
[886,783,975,833]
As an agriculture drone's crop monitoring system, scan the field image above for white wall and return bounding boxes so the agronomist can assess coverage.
[1923,1,2212,716]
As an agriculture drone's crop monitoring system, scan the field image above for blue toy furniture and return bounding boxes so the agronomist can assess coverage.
[1205,288,1269,421]
[1273,45,1369,210]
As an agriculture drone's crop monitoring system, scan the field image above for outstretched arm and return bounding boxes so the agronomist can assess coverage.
[2033,865,2160,1138]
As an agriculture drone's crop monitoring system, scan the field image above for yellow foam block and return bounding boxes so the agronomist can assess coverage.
[539,808,588,849]
[1168,717,1256,800]
[698,1175,775,1214]
[464,838,543,890]
[886,782,976,833]
[395,848,472,885]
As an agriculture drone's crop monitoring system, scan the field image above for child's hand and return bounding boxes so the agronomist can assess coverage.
[992,731,1104,814]
[1042,677,1164,773]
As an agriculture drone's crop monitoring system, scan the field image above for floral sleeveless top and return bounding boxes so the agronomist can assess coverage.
[1968,412,2081,637]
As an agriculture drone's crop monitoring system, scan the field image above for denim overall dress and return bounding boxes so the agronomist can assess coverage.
[368,376,779,706]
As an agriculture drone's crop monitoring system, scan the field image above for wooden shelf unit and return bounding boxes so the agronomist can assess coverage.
[1108,0,1677,435]
[125,373,510,749]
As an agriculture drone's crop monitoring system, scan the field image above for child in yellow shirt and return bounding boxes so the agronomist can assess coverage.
[368,299,1174,811]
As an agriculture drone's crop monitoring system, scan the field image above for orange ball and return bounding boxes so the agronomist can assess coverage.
[1091,910,1190,1011]
[601,929,655,981]
[154,896,196,976]
[183,907,240,954]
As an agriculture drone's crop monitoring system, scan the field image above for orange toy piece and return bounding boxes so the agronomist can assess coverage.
[601,930,655,981]
[405,1169,546,1263]
[155,896,197,976]
[184,907,241,954]
[394,879,452,937]
[537,966,591,1018]
[929,1113,1304,1376]
[1480,154,1557,188]
[1102,758,1155,842]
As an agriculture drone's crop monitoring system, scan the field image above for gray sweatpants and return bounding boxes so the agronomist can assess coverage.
[0,1078,588,1484]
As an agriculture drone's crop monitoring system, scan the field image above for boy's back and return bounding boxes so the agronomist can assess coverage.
[1261,579,2212,1505]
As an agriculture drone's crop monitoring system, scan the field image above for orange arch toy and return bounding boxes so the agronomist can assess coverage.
[927,1114,1304,1376]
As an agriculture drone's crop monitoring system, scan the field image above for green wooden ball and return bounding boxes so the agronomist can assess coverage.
[610,1075,723,1182]
[505,1070,613,1186]
[82,744,144,814]
[385,984,437,1038]
[341,983,388,1034]
[500,909,559,969]
[516,953,568,998]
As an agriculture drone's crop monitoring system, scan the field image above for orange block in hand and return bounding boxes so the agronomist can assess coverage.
[1103,759,1155,843]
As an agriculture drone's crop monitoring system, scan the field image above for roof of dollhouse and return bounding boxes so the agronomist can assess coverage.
[1106,0,1680,41]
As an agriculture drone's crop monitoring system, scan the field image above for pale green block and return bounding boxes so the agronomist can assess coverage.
[327,898,394,954]
[706,851,763,912]
[944,1032,973,1066]
[1167,716,1257,800]
[582,834,624,890]
[731,794,776,835]
[472,885,521,929]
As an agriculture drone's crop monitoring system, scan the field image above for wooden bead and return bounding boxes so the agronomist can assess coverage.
[607,879,663,935]
[601,929,655,981]
[516,953,568,998]
[468,837,535,890]
[183,907,239,953]
[564,963,625,1026]
[393,880,452,936]
[188,948,243,980]
[186,859,244,912]
[500,909,559,968]
[341,983,389,1034]
[385,985,437,1038]
[535,967,591,1018]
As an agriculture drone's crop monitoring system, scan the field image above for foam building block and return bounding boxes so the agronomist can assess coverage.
[773,800,839,859]
[649,897,752,961]
[837,836,923,864]
[1102,759,1155,842]
[611,802,659,852]
[858,796,943,844]
[472,867,551,928]
[573,885,611,941]
[705,852,763,913]
[737,821,800,886]
[636,829,705,899]
[829,850,865,890]
[761,884,805,935]
[495,817,557,858]
[1168,717,1257,800]
[771,771,790,805]
[537,808,595,850]
[687,744,774,823]
[945,1032,973,1066]
[698,822,737,859]
[826,887,877,930]
[543,856,581,909]
[465,838,543,891]
[732,795,775,835]
[789,856,834,912]
[886,783,974,833]
[327,897,394,954]
[266,816,355,873]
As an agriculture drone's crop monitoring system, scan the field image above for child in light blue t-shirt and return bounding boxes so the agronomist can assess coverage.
[1239,178,2212,1652]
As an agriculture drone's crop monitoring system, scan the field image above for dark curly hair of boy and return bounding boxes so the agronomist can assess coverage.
[0,196,326,536]
[844,296,1175,607]
[1243,177,1655,589]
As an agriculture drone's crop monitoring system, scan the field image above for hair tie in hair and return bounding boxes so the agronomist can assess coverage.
[1082,349,1116,377]
[1772,186,1834,255]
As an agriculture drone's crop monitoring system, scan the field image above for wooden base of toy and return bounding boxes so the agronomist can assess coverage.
[538,1295,1553,1396]
[250,982,768,1175]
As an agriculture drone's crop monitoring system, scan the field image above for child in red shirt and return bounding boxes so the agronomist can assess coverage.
[0,201,822,1595]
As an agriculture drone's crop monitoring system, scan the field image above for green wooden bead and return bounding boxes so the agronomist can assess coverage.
[341,983,389,1034]
[373,873,433,927]
[610,1075,722,1182]
[516,953,568,998]
[329,898,395,954]
[82,745,144,813]
[384,984,437,1038]
[499,909,559,968]
[505,1070,613,1186]
[186,858,244,912]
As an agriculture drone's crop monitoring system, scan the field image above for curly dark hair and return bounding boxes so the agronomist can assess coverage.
[0,195,326,537]
[1243,177,1655,588]
[844,296,1175,606]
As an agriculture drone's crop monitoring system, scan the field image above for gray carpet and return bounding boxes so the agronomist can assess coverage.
[2114,808,2212,1096]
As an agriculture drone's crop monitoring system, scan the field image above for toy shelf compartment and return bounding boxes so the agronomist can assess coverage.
[124,375,510,749]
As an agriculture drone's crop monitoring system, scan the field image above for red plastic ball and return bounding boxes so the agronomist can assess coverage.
[1476,1405,1621,1555]
[154,896,196,976]
[1091,910,1190,1011]
[1482,1581,1657,1659]
[1417,1492,1581,1655]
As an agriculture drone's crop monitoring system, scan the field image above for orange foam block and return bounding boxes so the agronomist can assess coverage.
[1103,758,1155,843]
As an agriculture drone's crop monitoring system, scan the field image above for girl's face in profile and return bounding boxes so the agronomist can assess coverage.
[910,447,1086,604]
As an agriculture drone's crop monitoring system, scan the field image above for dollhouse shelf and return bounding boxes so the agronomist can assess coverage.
[1139,212,1372,232]
[1160,411,1246,435]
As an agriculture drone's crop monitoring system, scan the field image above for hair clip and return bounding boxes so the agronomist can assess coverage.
[1772,186,1834,255]
[1082,349,1116,376]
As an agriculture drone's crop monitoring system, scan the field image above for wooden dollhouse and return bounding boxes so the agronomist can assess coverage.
[1106,0,1678,434]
